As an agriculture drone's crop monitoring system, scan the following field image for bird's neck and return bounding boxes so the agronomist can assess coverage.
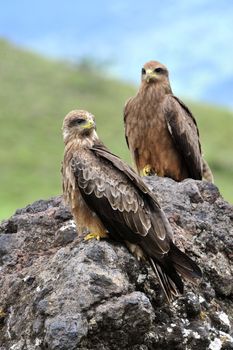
[64,130,99,150]
[138,81,172,101]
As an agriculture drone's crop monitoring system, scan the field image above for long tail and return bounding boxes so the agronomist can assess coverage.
[149,242,202,301]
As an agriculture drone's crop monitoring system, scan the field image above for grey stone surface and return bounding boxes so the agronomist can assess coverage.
[0,177,232,349]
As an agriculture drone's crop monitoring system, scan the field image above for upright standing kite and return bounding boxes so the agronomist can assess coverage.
[124,60,213,182]
[62,109,202,301]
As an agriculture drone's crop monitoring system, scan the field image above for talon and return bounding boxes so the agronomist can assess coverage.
[84,231,108,241]
[0,309,6,318]
[199,310,207,320]
[142,165,155,176]
[84,233,100,241]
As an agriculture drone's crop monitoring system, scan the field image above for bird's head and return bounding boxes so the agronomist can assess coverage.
[62,110,97,144]
[141,61,169,84]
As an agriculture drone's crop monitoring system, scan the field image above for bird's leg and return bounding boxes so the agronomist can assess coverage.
[81,218,109,241]
[84,230,108,241]
[125,241,145,261]
[142,164,155,176]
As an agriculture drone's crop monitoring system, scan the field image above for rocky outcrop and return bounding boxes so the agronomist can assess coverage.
[0,177,232,350]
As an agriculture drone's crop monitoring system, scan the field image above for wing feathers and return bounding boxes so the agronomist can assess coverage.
[72,151,154,238]
[72,144,170,246]
[71,144,201,301]
[169,242,202,280]
[164,95,202,179]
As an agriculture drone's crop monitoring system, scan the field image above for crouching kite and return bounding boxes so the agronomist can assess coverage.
[124,60,213,182]
[62,109,202,301]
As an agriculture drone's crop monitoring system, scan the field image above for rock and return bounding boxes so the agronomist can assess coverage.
[183,292,201,318]
[0,178,232,349]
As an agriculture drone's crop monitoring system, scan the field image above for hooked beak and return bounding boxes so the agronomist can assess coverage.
[84,119,96,130]
[145,69,157,83]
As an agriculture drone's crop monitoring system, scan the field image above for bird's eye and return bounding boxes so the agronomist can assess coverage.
[141,68,146,75]
[76,118,85,124]
[69,118,86,127]
[154,67,164,73]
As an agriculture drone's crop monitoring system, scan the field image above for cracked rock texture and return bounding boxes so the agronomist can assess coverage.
[0,177,232,350]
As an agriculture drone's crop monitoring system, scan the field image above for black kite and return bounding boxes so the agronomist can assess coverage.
[62,110,202,301]
[124,60,213,182]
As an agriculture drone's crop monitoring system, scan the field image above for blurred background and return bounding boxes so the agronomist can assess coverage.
[0,0,233,220]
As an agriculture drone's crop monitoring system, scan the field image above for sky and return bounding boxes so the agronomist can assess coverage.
[1,0,233,107]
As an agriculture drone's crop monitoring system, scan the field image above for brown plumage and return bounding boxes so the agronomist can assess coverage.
[124,60,213,182]
[62,109,202,301]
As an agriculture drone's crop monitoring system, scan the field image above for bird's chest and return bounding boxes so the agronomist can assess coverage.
[131,101,183,178]
[134,103,172,152]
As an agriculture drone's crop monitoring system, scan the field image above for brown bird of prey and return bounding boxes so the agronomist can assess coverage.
[62,109,202,301]
[124,60,213,182]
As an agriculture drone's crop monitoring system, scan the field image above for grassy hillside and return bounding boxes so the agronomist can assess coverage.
[0,39,233,220]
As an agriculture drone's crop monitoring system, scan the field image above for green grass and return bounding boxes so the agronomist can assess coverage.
[188,102,233,200]
[0,39,232,220]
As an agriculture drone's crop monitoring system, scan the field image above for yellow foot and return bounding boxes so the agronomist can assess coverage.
[142,164,155,176]
[199,310,207,321]
[84,232,108,241]
[0,309,6,318]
